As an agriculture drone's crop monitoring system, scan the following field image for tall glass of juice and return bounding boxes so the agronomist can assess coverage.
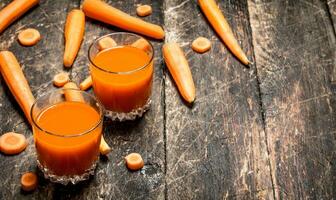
[30,88,103,184]
[88,32,154,120]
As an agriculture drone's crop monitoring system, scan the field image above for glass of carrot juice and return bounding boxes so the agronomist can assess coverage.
[88,32,154,121]
[30,88,103,184]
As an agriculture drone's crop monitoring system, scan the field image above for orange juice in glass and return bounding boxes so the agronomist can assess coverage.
[88,32,154,120]
[30,89,103,184]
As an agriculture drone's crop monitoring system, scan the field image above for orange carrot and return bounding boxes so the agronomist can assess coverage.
[63,82,85,102]
[82,0,164,39]
[63,9,85,67]
[191,37,211,53]
[21,172,38,192]
[162,43,195,103]
[0,51,35,124]
[18,28,41,46]
[0,0,39,34]
[53,72,69,87]
[125,153,144,170]
[97,37,117,51]
[131,38,151,52]
[0,132,27,155]
[136,5,152,17]
[198,0,250,65]
[79,75,92,90]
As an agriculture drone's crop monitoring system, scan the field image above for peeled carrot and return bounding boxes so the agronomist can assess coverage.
[162,43,196,103]
[63,9,85,67]
[136,5,152,17]
[82,0,164,39]
[99,136,111,155]
[198,0,250,65]
[21,172,38,192]
[0,0,39,34]
[63,82,85,102]
[0,132,27,155]
[18,28,41,46]
[131,38,151,52]
[191,37,211,53]
[53,72,69,87]
[98,37,117,51]
[79,76,92,90]
[125,153,144,170]
[0,51,35,124]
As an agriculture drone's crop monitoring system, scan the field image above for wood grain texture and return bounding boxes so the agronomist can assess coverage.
[163,0,273,199]
[248,0,336,199]
[327,0,336,83]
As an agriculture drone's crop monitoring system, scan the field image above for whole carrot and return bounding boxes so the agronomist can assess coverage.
[82,0,164,39]
[0,51,35,124]
[63,9,85,67]
[162,43,195,103]
[198,0,250,65]
[0,0,39,34]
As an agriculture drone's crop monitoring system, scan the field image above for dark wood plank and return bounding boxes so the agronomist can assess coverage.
[248,0,336,199]
[0,0,165,199]
[164,0,273,199]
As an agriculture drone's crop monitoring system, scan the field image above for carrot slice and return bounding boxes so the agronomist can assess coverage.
[98,37,117,51]
[99,136,111,155]
[53,72,69,87]
[0,51,35,124]
[21,172,37,192]
[191,37,211,53]
[63,9,85,67]
[136,5,152,17]
[125,153,144,170]
[162,43,196,103]
[63,82,85,102]
[82,0,164,39]
[131,38,151,52]
[0,0,39,34]
[0,132,27,155]
[18,28,41,46]
[198,0,250,65]
[79,76,92,90]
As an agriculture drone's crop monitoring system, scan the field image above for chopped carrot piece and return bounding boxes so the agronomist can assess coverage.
[63,82,85,102]
[99,136,111,155]
[0,132,27,155]
[21,172,37,192]
[136,5,152,17]
[53,72,69,87]
[18,28,41,46]
[79,76,92,90]
[191,37,211,53]
[125,153,144,171]
[131,38,151,52]
[98,37,117,51]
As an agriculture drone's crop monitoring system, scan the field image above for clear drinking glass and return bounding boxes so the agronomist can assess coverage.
[88,32,154,121]
[30,89,103,184]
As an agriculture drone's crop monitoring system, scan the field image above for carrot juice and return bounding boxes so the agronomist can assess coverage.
[88,33,154,120]
[31,90,103,183]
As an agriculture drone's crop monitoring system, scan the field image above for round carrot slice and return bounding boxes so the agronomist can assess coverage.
[21,172,38,192]
[0,132,28,155]
[18,28,41,46]
[125,153,144,171]
[191,37,211,53]
[136,5,152,17]
[53,72,69,87]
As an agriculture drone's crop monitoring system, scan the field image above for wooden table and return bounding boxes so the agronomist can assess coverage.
[0,0,335,199]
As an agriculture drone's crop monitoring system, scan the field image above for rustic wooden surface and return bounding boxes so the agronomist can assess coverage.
[0,0,335,199]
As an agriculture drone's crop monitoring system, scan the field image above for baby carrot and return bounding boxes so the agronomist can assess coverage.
[21,172,38,192]
[18,28,41,46]
[63,9,85,67]
[0,0,39,34]
[125,153,144,171]
[63,82,85,102]
[191,37,211,53]
[198,0,250,65]
[79,75,92,91]
[99,136,111,155]
[0,132,28,155]
[136,5,152,17]
[98,37,117,51]
[53,72,69,87]
[131,38,151,52]
[0,51,35,124]
[162,43,196,103]
[82,0,164,39]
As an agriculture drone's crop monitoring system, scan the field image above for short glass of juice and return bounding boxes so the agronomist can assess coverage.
[30,88,104,184]
[88,32,154,121]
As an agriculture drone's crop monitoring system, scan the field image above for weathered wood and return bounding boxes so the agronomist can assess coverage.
[0,0,165,199]
[248,0,336,199]
[327,0,336,83]
[164,0,273,199]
